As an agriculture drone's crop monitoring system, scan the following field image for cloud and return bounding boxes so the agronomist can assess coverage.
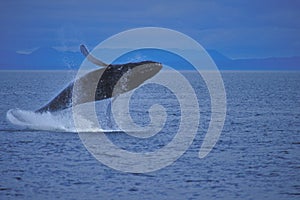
[16,47,39,55]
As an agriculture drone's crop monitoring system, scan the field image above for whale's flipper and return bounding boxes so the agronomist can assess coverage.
[80,44,109,67]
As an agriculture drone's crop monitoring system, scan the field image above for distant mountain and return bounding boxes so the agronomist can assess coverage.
[0,47,299,70]
[0,47,83,70]
[208,50,300,71]
[224,56,300,71]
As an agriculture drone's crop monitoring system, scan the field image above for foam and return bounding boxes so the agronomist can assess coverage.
[6,108,119,133]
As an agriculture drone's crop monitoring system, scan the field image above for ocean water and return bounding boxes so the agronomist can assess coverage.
[0,70,299,199]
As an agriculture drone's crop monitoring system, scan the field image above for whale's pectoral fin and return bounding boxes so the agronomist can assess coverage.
[80,44,109,67]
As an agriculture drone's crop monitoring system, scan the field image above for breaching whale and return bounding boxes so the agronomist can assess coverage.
[36,45,162,113]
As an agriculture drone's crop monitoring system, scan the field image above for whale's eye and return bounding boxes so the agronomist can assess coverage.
[106,65,113,70]
[117,66,124,71]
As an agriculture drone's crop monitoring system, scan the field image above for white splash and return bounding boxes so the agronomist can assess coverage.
[6,108,118,133]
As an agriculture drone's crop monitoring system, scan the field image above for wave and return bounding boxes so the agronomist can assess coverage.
[6,108,120,133]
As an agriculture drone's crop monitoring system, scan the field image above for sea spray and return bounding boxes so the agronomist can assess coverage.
[6,109,74,132]
[6,108,117,132]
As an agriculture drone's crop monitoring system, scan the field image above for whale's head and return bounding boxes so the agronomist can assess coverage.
[105,61,162,96]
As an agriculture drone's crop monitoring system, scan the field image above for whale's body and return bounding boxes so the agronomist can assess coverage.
[36,61,162,113]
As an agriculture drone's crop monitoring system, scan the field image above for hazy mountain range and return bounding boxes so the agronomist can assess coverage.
[1,47,299,70]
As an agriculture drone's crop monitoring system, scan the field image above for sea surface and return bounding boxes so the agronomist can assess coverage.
[0,70,299,200]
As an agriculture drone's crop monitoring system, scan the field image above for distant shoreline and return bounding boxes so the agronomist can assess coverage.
[1,69,300,72]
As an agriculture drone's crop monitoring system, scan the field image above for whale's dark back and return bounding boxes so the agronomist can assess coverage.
[36,61,161,113]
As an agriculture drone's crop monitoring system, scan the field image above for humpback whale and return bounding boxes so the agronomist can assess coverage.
[36,45,162,113]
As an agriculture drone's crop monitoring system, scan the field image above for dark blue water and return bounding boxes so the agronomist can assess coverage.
[0,71,299,199]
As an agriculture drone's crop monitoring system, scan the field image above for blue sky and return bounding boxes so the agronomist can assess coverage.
[1,0,300,59]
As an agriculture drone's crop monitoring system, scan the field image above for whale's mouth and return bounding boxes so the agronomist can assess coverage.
[130,62,162,83]
[135,62,162,76]
[111,62,162,96]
